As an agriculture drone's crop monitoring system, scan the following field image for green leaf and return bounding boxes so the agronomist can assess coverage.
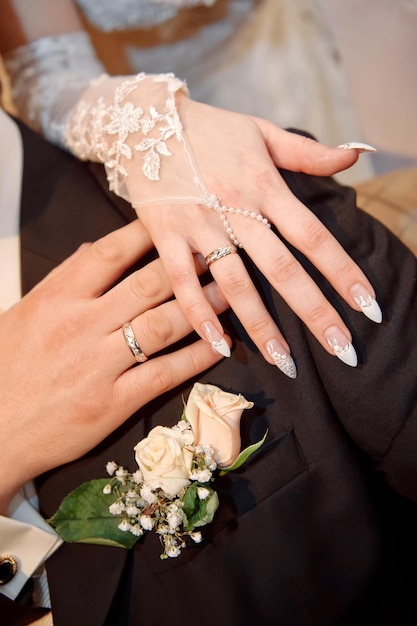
[220,429,268,475]
[182,484,219,532]
[47,479,139,549]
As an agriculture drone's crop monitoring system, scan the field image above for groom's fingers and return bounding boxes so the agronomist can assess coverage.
[109,281,229,370]
[117,338,227,418]
[54,220,155,298]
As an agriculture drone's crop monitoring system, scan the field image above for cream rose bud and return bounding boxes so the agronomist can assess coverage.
[134,426,193,497]
[186,383,254,467]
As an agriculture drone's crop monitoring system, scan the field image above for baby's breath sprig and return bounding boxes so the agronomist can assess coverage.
[102,434,219,559]
[48,384,266,557]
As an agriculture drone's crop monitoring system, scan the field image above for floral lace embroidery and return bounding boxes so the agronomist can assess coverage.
[66,73,186,195]
[66,72,270,247]
[134,84,184,182]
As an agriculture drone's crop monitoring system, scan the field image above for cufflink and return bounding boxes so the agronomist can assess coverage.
[0,555,18,585]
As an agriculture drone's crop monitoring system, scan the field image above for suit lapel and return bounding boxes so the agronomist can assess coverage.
[17,119,135,295]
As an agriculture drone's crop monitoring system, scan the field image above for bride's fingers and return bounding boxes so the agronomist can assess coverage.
[202,252,297,378]
[254,118,376,176]
[266,197,381,320]
[147,230,298,378]
[250,178,382,323]
[154,241,233,357]
[241,226,358,364]
[109,281,229,370]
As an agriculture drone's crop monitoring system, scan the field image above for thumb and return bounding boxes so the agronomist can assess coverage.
[254,118,376,177]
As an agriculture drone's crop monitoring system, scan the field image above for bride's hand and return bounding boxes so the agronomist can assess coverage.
[0,220,228,513]
[134,97,380,377]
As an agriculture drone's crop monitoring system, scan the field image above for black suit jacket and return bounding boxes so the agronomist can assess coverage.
[3,120,417,626]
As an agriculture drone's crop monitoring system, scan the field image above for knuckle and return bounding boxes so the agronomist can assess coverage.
[184,349,203,375]
[169,264,194,288]
[245,316,272,337]
[255,168,275,193]
[221,267,252,297]
[301,220,330,251]
[91,232,125,265]
[140,309,175,346]
[269,254,300,283]
[73,382,113,425]
[304,302,330,325]
[181,298,207,320]
[128,269,165,302]
[300,135,319,154]
[333,258,357,283]
[146,362,173,394]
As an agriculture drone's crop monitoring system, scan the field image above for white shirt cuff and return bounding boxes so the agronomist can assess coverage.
[0,492,62,601]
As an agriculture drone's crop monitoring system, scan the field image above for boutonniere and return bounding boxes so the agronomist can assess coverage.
[48,383,266,559]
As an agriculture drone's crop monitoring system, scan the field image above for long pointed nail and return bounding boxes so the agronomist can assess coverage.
[337,142,377,153]
[350,283,382,323]
[201,321,231,357]
[266,339,297,379]
[324,326,358,367]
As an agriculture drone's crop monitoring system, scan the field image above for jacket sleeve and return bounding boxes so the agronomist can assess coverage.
[281,164,417,501]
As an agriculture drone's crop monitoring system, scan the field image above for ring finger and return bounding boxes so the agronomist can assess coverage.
[109,280,229,371]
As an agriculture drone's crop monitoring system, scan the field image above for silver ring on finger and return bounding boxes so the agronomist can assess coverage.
[122,322,148,363]
[205,245,237,269]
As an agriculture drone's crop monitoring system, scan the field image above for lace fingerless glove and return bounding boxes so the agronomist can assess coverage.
[4,31,269,245]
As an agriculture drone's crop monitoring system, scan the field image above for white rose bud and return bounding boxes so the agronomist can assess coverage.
[185,383,253,467]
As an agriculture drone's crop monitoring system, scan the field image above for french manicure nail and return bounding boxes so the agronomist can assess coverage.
[266,339,297,379]
[201,321,231,357]
[350,283,382,323]
[324,326,358,367]
[337,141,377,153]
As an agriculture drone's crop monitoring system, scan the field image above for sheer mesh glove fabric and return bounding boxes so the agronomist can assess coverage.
[4,35,222,229]
[65,71,267,245]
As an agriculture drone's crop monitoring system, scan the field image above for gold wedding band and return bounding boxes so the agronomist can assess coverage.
[122,323,148,363]
[205,245,237,268]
